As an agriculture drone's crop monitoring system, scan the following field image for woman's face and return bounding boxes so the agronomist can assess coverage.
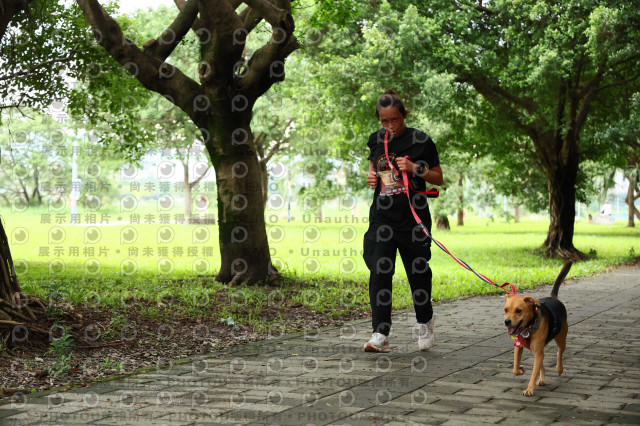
[378,106,405,138]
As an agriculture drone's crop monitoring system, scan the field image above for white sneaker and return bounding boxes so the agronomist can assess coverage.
[364,332,389,352]
[418,317,435,351]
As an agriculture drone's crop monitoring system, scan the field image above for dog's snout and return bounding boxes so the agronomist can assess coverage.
[504,318,512,327]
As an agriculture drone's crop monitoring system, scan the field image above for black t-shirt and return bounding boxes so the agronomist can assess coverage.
[367,127,440,231]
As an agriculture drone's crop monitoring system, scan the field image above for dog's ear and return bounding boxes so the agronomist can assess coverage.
[505,294,513,300]
[523,296,537,306]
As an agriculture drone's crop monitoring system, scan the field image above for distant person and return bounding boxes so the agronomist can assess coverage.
[363,89,443,353]
[601,200,612,216]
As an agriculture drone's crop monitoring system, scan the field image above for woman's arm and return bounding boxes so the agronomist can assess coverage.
[421,165,443,186]
[367,160,378,188]
[396,158,443,186]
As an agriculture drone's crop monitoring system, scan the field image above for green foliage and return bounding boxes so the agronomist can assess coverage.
[43,280,69,317]
[100,356,122,372]
[1,1,92,112]
[49,324,74,356]
[627,246,636,262]
[50,353,73,377]
[66,11,155,163]
[104,314,128,339]
[301,0,361,29]
[370,0,640,215]
[48,323,74,377]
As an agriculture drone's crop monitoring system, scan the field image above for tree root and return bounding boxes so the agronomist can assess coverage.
[534,245,589,262]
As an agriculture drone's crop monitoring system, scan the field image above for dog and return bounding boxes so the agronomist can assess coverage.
[503,262,572,396]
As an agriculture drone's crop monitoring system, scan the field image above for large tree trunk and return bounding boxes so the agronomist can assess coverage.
[435,215,450,230]
[259,159,268,209]
[540,133,587,261]
[514,204,520,223]
[0,222,21,303]
[207,114,276,285]
[456,172,464,226]
[0,220,48,349]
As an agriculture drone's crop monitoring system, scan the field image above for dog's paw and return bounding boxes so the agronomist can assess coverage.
[513,366,525,376]
[522,388,535,396]
[536,378,546,386]
[557,366,563,376]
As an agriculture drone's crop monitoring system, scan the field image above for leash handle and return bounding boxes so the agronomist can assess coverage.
[383,131,517,296]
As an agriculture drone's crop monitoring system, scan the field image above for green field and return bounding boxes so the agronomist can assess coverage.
[2,202,638,325]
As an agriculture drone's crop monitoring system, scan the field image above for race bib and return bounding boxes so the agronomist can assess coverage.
[379,170,405,195]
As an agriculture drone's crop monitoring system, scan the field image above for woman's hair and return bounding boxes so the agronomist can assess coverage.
[375,89,409,118]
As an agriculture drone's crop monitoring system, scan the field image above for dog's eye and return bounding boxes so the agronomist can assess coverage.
[516,309,522,313]
[504,308,508,313]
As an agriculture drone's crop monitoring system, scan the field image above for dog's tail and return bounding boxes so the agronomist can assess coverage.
[550,261,573,298]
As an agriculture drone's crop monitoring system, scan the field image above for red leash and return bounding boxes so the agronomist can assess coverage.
[382,131,517,296]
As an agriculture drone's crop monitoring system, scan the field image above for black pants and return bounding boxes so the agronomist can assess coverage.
[363,223,433,336]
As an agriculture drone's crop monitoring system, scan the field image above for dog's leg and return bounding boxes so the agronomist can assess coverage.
[524,344,544,396]
[555,322,568,376]
[513,347,524,376]
[537,363,546,386]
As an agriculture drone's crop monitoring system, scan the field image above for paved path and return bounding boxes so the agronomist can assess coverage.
[1,265,639,425]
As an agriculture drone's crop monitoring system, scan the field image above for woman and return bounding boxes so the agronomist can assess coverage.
[363,89,443,352]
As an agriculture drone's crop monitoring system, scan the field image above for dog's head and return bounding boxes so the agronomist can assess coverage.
[504,294,537,335]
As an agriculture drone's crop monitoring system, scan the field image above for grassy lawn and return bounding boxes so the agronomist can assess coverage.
[2,202,638,327]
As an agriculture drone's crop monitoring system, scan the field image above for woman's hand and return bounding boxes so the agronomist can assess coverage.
[367,170,378,188]
[395,157,415,173]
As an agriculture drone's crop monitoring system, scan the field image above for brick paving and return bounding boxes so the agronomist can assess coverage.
[1,265,639,425]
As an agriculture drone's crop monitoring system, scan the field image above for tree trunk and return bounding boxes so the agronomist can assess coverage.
[259,159,268,209]
[435,215,450,230]
[514,205,520,223]
[625,178,636,228]
[456,172,464,226]
[540,133,587,261]
[626,174,639,227]
[0,221,21,303]
[183,162,192,218]
[206,115,276,285]
[1,220,76,348]
[0,0,35,41]
[32,171,42,205]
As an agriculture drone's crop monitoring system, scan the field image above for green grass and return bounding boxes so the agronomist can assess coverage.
[2,203,638,325]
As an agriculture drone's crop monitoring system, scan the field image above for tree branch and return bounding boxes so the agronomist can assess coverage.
[242,0,291,30]
[196,0,245,84]
[263,136,287,164]
[239,5,263,33]
[0,51,78,82]
[263,119,293,163]
[596,73,640,92]
[189,165,210,186]
[173,0,206,33]
[76,0,207,127]
[198,0,243,38]
[456,73,536,132]
[143,0,198,62]
[238,0,299,99]
[456,73,537,115]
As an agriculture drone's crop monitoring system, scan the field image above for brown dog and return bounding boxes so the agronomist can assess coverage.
[503,262,572,396]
